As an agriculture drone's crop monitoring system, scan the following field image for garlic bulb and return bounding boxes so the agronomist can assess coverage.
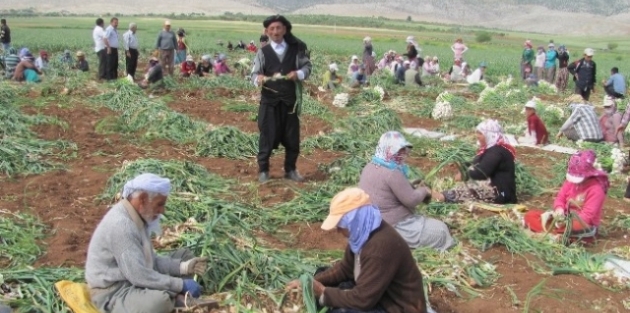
[333,93,350,108]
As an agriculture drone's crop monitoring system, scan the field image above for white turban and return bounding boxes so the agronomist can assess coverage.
[122,173,171,199]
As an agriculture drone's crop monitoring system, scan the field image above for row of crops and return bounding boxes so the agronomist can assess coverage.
[1,19,630,312]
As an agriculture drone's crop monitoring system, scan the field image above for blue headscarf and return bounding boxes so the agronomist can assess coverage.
[337,205,382,254]
[371,131,412,177]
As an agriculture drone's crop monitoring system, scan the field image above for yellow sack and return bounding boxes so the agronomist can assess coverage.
[54,281,100,313]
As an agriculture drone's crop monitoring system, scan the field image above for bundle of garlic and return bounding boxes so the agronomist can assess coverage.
[432,92,453,120]
[374,86,385,101]
[537,80,558,94]
[611,147,626,175]
[332,93,350,108]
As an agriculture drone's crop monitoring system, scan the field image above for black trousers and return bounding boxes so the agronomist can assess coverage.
[126,48,139,78]
[625,180,630,199]
[605,84,625,99]
[257,100,300,173]
[106,48,118,80]
[97,49,107,80]
[575,85,592,101]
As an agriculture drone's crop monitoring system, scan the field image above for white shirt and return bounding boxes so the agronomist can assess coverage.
[123,30,138,50]
[269,40,304,80]
[104,25,119,49]
[34,57,48,70]
[93,26,105,52]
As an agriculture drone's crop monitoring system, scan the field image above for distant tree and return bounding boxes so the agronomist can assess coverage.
[406,15,412,22]
[475,31,492,43]
[608,42,619,50]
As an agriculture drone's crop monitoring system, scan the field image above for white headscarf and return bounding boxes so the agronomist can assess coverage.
[122,173,172,199]
[476,119,506,149]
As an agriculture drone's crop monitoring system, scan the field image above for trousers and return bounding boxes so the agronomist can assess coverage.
[257,100,300,173]
[90,249,194,313]
[106,48,119,80]
[126,48,139,78]
[159,49,175,76]
[97,49,107,80]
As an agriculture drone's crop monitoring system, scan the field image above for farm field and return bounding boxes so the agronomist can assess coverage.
[1,16,630,313]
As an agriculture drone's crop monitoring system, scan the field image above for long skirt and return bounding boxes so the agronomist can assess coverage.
[556,67,569,91]
[394,215,456,252]
[174,49,186,65]
[363,56,376,76]
[520,62,532,80]
[442,180,497,203]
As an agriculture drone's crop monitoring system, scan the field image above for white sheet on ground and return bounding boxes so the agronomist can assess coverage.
[604,257,630,280]
[403,127,447,140]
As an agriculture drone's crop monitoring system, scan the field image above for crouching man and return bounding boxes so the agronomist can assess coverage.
[86,173,207,313]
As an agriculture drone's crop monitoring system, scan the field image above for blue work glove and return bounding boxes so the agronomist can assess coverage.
[181,279,202,298]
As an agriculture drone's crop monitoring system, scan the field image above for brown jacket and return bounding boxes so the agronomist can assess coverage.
[13,60,39,81]
[314,223,427,313]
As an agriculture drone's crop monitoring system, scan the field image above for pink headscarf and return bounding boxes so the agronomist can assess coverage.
[566,150,610,193]
[524,40,533,48]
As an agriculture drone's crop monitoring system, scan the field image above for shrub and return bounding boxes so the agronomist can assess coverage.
[476,31,492,43]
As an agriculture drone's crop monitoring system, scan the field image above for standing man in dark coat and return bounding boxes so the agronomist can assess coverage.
[251,15,312,183]
[568,48,596,101]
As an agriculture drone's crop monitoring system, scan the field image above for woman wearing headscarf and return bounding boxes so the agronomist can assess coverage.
[213,54,231,76]
[435,119,518,204]
[358,131,455,251]
[347,55,360,77]
[13,52,41,83]
[555,45,571,92]
[286,187,431,313]
[195,54,213,77]
[362,36,376,77]
[521,40,534,80]
[524,150,608,241]
[599,96,624,147]
[174,29,187,65]
[405,36,422,70]
[321,62,341,90]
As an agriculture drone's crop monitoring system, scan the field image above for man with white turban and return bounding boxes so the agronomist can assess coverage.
[86,173,208,313]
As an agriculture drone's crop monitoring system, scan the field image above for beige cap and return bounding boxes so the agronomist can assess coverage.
[584,48,594,56]
[164,20,171,26]
[75,51,85,57]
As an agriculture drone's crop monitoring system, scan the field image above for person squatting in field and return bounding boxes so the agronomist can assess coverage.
[358,131,456,251]
[85,173,208,313]
[285,187,433,313]
[524,150,609,242]
[251,14,312,183]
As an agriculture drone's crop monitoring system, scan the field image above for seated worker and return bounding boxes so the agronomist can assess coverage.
[524,100,549,145]
[524,150,608,240]
[405,61,422,87]
[234,57,251,79]
[466,62,487,84]
[358,131,455,251]
[34,50,49,71]
[321,62,342,90]
[195,55,213,77]
[213,54,231,76]
[447,58,464,82]
[60,49,74,66]
[13,52,41,83]
[3,47,20,79]
[602,67,625,99]
[350,65,367,88]
[85,173,208,313]
[600,95,623,147]
[286,187,431,313]
[181,54,196,77]
[139,57,164,89]
[74,51,89,72]
[556,102,603,143]
[434,119,518,204]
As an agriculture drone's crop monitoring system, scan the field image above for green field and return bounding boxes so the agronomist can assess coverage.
[1,16,630,313]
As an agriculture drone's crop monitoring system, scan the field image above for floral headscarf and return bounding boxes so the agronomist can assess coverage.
[371,131,412,176]
[476,119,516,158]
[566,150,610,193]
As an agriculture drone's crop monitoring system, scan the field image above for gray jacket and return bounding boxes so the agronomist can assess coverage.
[155,30,177,50]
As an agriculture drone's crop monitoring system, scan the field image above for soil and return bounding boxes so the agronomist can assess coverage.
[399,112,443,130]
[2,89,629,312]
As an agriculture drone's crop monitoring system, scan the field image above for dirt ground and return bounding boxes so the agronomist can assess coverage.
[1,95,629,312]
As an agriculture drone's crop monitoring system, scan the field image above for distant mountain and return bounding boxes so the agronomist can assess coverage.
[3,0,630,35]
[258,0,630,16]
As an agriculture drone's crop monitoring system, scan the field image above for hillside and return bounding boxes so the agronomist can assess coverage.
[3,0,630,35]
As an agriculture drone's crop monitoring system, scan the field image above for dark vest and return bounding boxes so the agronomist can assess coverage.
[261,43,297,105]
